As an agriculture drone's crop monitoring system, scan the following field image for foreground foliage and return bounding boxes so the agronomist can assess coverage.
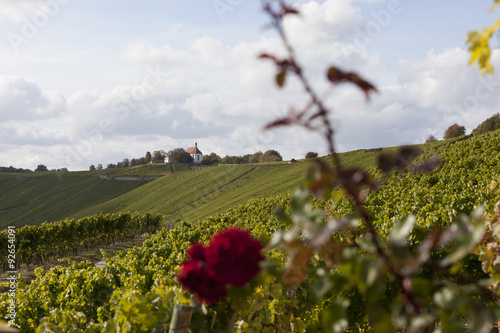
[0,213,165,273]
[0,130,499,332]
[3,1,500,332]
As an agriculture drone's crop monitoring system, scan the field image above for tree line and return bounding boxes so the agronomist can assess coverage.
[89,149,286,171]
[0,165,69,173]
[426,113,500,143]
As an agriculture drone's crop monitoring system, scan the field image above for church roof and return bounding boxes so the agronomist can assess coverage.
[186,143,202,155]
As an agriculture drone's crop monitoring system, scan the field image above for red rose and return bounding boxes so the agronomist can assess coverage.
[187,242,205,261]
[205,228,264,286]
[178,228,264,303]
[177,259,227,304]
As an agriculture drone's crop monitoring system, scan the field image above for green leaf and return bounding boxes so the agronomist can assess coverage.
[291,315,307,333]
[321,298,350,333]
[469,304,493,333]
[367,303,393,333]
[440,209,486,267]
[389,215,415,245]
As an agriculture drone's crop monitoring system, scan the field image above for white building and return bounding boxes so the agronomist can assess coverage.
[185,142,203,164]
[165,151,172,164]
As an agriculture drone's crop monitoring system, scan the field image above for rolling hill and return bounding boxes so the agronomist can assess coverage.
[0,137,461,229]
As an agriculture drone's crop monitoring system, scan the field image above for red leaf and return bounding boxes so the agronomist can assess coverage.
[281,3,300,16]
[326,67,377,100]
[326,66,344,83]
[258,53,278,65]
[265,108,298,129]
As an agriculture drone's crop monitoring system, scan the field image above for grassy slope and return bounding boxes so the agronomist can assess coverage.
[0,140,453,229]
[73,164,268,221]
[70,149,391,223]
[0,172,148,228]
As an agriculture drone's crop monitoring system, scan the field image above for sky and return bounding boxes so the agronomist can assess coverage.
[0,0,499,170]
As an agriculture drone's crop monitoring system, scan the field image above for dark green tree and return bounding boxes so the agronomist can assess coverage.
[168,148,194,163]
[305,152,318,159]
[35,164,48,172]
[145,151,152,164]
[262,150,283,162]
[249,151,263,163]
[220,155,234,164]
[202,152,221,165]
[472,113,500,135]
[152,150,166,163]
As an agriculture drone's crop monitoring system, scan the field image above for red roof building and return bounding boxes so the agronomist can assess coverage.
[186,142,203,164]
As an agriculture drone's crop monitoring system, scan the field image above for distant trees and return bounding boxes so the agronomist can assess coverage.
[249,152,263,163]
[262,150,283,162]
[219,150,283,164]
[91,148,284,169]
[0,166,32,173]
[152,150,167,164]
[35,164,48,172]
[130,158,146,166]
[444,123,466,139]
[202,153,222,165]
[220,156,239,164]
[472,113,500,135]
[425,135,437,143]
[168,148,193,164]
[305,152,318,159]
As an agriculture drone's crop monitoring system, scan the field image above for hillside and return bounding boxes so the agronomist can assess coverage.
[0,172,149,229]
[0,148,382,228]
[3,131,500,332]
[0,138,460,229]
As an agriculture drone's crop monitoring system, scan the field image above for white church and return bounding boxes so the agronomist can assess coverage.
[163,143,203,164]
[185,142,204,164]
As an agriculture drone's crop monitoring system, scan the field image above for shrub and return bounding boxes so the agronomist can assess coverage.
[444,123,466,139]
[472,113,500,135]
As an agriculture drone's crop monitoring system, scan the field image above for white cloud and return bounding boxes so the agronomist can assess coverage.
[0,76,64,121]
[285,0,366,45]
[2,0,499,170]
[0,0,46,22]
[123,42,193,65]
[329,47,500,148]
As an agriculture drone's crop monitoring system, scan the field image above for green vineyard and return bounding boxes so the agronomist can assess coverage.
[0,213,167,273]
[1,130,500,332]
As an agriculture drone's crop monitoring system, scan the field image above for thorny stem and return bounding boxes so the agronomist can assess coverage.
[263,2,500,329]
[263,0,422,316]
[264,0,339,163]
